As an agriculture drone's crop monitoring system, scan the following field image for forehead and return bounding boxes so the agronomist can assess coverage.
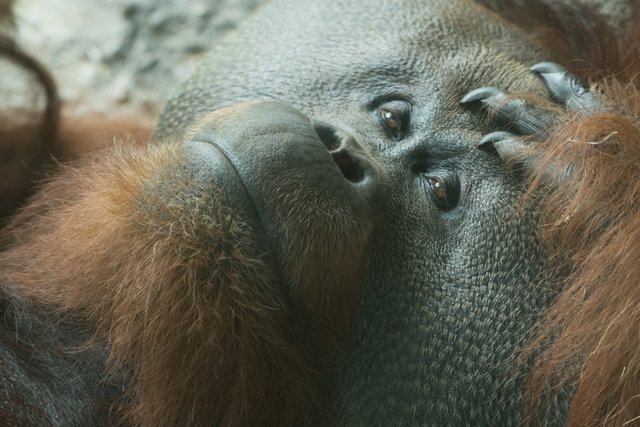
[239,0,547,98]
[157,0,551,140]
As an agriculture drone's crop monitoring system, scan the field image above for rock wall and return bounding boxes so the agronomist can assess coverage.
[13,0,266,117]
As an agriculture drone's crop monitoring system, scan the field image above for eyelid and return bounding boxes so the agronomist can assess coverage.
[374,99,412,114]
[365,91,413,110]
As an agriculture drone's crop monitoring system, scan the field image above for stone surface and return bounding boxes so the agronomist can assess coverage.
[13,0,265,116]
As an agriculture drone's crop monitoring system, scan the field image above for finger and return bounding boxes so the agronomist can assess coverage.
[530,62,598,111]
[462,87,555,135]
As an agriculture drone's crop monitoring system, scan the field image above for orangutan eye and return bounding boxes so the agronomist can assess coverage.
[380,107,402,132]
[377,101,410,139]
[425,173,460,210]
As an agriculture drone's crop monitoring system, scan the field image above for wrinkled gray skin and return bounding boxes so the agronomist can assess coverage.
[157,0,559,425]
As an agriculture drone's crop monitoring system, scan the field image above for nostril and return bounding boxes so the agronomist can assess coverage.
[332,151,365,183]
[313,122,342,151]
[312,120,366,183]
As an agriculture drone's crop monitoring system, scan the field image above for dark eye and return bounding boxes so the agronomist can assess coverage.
[425,173,460,210]
[377,101,410,139]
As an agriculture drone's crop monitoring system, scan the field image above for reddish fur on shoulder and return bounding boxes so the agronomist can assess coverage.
[519,50,640,427]
[0,141,322,426]
[475,2,640,424]
[523,82,640,425]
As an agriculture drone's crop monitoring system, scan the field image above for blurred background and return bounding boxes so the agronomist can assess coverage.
[9,0,265,118]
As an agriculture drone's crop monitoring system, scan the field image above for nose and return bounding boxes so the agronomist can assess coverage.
[188,102,382,228]
[311,121,377,185]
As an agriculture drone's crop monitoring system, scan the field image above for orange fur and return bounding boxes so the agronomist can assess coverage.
[518,80,640,426]
[0,140,329,426]
[474,3,640,424]
[0,31,364,423]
